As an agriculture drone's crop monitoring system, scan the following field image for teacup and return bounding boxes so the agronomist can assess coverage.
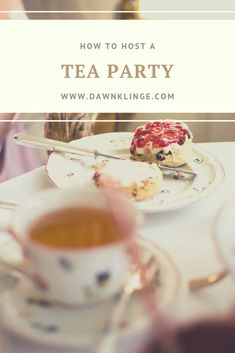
[3,186,141,306]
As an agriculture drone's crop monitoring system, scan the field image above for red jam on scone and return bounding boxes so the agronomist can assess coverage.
[130,120,193,167]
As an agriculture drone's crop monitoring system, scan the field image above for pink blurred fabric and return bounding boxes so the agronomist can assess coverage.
[0,123,41,182]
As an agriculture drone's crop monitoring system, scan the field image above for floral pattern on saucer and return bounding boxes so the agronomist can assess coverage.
[46,133,224,213]
[0,237,180,349]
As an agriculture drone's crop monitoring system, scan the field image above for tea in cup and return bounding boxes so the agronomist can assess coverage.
[5,186,140,306]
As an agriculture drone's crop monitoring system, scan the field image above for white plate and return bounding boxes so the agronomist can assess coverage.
[213,196,235,277]
[0,237,179,349]
[46,132,224,213]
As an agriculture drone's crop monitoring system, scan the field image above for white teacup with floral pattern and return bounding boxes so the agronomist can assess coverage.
[4,187,140,306]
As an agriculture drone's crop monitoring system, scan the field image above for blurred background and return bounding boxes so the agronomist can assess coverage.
[2,0,235,19]
[20,112,235,143]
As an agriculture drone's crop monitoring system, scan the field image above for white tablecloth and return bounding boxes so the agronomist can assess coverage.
[0,142,235,353]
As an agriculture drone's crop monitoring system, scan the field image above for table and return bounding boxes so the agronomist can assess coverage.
[0,142,235,353]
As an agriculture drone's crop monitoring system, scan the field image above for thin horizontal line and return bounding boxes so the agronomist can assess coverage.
[1,10,235,14]
[1,119,235,123]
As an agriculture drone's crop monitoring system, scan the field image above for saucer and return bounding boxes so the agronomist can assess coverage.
[0,237,180,349]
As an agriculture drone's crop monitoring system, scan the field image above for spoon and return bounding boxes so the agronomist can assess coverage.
[189,269,228,290]
[92,255,159,353]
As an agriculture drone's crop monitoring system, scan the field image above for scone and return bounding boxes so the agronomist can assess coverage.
[130,120,193,167]
[93,159,162,201]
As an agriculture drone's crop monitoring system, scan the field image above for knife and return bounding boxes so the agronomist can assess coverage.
[13,133,197,176]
